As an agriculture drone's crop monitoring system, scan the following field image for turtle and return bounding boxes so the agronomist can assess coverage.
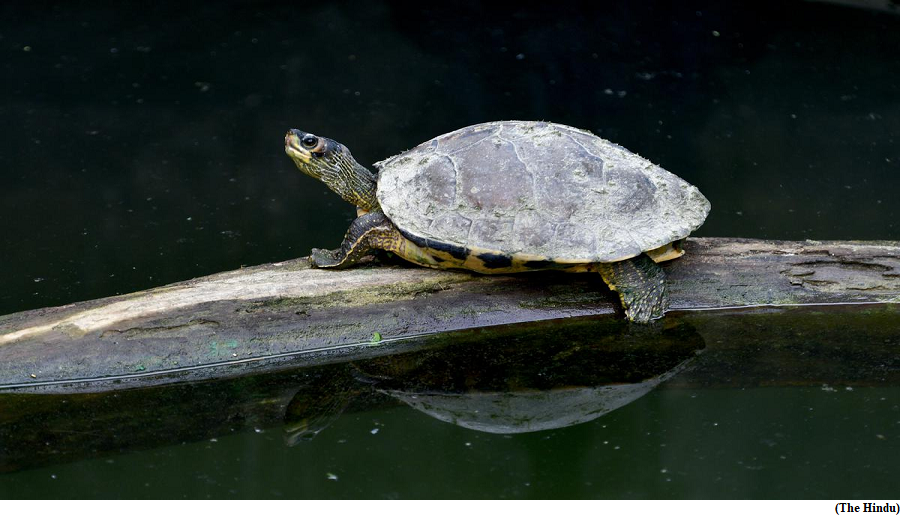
[284,120,710,323]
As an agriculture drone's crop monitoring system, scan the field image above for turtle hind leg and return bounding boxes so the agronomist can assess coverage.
[310,212,400,269]
[595,253,669,323]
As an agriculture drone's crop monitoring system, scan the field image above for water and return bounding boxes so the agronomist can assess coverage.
[1,0,899,499]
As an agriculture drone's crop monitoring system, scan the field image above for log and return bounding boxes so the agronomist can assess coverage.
[0,237,898,391]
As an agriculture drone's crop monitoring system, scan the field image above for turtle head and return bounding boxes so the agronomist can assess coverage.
[284,129,348,181]
[284,129,379,211]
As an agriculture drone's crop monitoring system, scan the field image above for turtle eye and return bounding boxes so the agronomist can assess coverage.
[301,135,318,149]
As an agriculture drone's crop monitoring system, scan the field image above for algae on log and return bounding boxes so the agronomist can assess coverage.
[0,237,898,390]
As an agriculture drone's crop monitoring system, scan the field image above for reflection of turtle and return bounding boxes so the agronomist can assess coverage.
[283,317,704,442]
[282,367,361,445]
[381,356,694,434]
[285,121,710,322]
[281,360,410,446]
[369,318,704,433]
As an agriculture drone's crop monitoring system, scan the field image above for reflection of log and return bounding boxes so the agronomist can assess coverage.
[0,237,898,390]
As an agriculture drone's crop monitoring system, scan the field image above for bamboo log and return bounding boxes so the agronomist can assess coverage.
[0,237,898,390]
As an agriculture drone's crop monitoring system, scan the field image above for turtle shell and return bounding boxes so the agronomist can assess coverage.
[375,121,710,263]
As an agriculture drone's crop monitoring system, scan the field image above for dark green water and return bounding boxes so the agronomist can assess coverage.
[1,0,899,499]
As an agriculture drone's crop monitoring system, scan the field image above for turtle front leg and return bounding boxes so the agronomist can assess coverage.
[310,212,400,269]
[595,253,669,323]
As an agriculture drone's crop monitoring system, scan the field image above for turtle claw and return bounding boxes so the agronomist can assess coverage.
[596,254,669,324]
[621,288,668,323]
[309,248,340,268]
